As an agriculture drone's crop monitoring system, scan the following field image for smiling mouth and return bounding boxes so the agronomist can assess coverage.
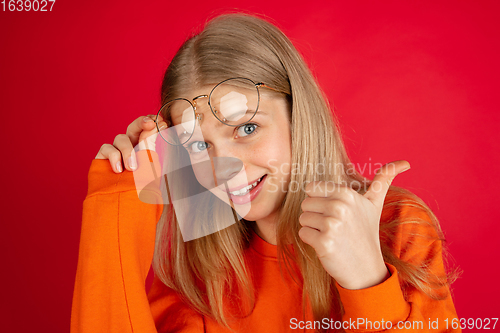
[227,175,265,196]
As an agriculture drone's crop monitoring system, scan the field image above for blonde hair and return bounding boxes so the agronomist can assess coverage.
[152,13,458,332]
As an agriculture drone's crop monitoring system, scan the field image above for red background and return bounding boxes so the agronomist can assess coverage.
[1,0,498,331]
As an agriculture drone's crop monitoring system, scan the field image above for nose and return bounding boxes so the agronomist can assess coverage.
[192,99,246,187]
[213,156,243,185]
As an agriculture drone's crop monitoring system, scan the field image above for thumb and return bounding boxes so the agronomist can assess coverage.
[364,160,411,207]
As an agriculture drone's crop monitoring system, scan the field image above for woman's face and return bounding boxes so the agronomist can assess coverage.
[169,84,292,222]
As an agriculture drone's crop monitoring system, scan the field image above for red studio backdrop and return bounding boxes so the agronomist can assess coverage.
[1,0,498,331]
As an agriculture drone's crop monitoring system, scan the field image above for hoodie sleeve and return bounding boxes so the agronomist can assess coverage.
[71,151,164,333]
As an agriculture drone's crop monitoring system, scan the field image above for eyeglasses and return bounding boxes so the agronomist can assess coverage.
[155,77,278,146]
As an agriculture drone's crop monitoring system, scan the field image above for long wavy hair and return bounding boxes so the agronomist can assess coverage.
[152,13,459,332]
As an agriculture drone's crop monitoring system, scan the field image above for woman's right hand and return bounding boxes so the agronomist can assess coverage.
[95,115,166,173]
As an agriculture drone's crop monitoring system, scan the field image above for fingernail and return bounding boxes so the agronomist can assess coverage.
[143,117,153,122]
[128,156,137,170]
[116,161,122,173]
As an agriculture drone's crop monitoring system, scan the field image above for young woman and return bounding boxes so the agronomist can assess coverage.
[71,13,460,332]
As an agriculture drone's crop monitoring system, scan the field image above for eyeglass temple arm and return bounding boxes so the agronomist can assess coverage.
[255,82,281,93]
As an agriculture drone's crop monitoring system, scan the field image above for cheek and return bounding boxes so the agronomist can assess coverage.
[250,143,289,168]
[268,128,292,167]
[253,131,292,176]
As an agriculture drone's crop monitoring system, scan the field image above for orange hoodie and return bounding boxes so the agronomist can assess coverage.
[71,151,460,332]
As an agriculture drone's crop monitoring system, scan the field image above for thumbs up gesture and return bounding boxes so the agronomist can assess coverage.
[298,160,411,290]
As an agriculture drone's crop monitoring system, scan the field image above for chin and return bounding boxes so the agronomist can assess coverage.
[239,202,279,222]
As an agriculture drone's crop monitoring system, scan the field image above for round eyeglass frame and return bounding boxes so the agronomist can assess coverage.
[154,77,278,146]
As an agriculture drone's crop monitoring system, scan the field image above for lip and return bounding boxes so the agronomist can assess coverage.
[224,176,264,193]
[228,175,267,205]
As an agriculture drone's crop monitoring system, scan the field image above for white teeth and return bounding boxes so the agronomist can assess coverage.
[229,178,262,196]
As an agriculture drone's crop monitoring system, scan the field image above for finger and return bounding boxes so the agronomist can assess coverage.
[137,112,168,144]
[301,197,331,214]
[113,134,137,171]
[299,212,326,232]
[126,115,158,146]
[364,160,411,207]
[150,113,167,130]
[298,225,321,247]
[96,143,123,173]
[138,119,168,144]
[304,181,353,199]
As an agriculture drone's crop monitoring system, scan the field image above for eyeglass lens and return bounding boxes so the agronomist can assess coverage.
[157,78,259,146]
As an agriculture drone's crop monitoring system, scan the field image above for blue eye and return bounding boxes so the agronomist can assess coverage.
[185,123,258,154]
[237,123,258,137]
[188,141,209,153]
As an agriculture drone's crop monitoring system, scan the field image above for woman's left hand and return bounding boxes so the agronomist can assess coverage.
[298,160,411,290]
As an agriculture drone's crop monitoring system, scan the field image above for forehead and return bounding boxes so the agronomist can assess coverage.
[169,83,261,124]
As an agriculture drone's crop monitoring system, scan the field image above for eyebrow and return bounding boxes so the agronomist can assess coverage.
[173,110,269,127]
